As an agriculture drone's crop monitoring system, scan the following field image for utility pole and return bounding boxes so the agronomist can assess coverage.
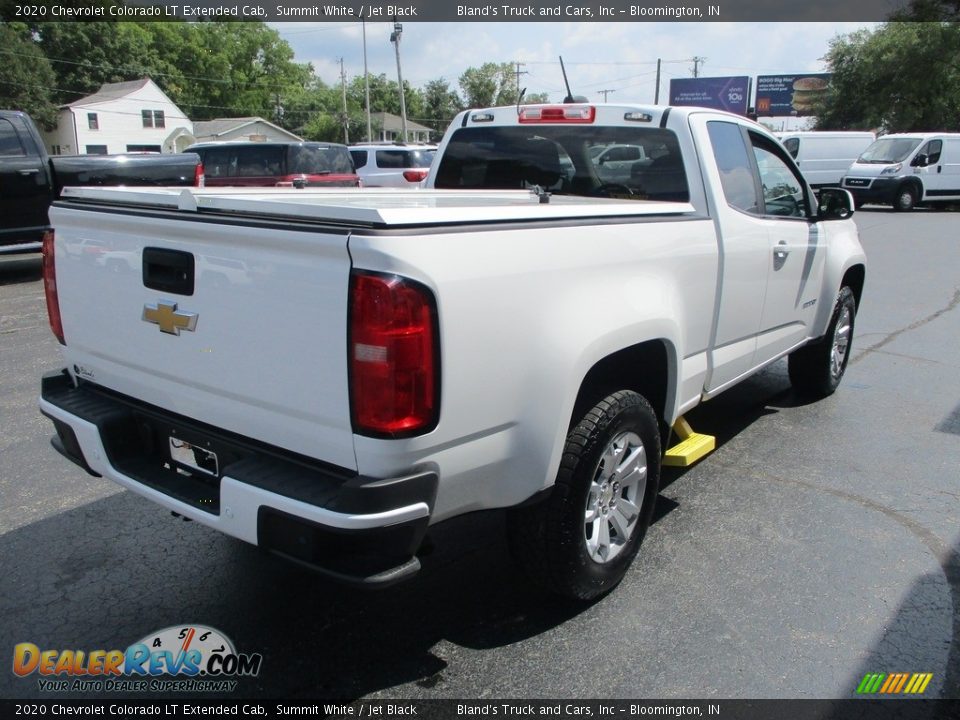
[598,89,615,102]
[654,58,661,104]
[362,20,371,142]
[339,58,349,145]
[691,56,706,78]
[514,61,528,98]
[390,20,408,143]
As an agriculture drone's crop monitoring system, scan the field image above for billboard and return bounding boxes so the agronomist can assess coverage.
[668,76,751,115]
[755,74,832,116]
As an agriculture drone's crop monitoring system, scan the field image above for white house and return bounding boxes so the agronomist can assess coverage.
[192,117,302,144]
[370,112,433,143]
[41,78,194,156]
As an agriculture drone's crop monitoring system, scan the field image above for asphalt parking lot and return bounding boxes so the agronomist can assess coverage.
[1,208,958,702]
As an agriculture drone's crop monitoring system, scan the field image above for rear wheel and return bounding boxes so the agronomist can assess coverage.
[788,286,856,398]
[507,390,661,601]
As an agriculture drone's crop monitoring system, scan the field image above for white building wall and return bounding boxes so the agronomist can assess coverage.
[43,113,77,156]
[41,81,193,155]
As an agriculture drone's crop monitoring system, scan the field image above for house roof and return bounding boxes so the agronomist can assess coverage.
[371,112,432,133]
[192,117,301,141]
[66,78,152,108]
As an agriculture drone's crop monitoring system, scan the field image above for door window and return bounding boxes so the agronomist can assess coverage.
[750,137,810,218]
[707,121,761,214]
[0,119,26,157]
[921,140,943,165]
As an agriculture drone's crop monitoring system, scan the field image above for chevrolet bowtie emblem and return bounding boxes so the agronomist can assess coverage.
[142,301,198,335]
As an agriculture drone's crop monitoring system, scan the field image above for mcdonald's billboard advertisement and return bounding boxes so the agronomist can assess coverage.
[756,73,832,116]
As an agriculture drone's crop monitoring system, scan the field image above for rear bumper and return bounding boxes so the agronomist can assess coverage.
[40,370,436,586]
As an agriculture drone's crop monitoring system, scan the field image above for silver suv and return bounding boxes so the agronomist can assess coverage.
[349,144,437,187]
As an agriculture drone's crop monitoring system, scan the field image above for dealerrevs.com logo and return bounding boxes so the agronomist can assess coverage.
[13,625,263,693]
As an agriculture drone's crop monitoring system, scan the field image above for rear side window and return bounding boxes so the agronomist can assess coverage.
[201,147,234,178]
[288,145,355,175]
[350,150,368,169]
[375,149,434,169]
[235,146,283,177]
[434,126,688,202]
[0,119,26,157]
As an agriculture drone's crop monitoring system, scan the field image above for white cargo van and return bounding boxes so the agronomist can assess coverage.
[778,131,876,189]
[841,133,960,211]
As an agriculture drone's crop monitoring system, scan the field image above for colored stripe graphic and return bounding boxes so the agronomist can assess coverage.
[856,673,885,694]
[856,672,932,694]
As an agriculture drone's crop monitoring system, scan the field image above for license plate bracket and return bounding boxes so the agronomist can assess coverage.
[169,436,219,477]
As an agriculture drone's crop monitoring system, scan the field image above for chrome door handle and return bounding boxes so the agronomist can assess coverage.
[18,169,40,176]
[773,241,789,270]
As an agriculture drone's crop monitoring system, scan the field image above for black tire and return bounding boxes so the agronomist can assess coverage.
[506,390,661,601]
[893,183,918,212]
[788,286,857,398]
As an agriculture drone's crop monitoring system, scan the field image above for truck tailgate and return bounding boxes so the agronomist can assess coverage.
[48,203,357,472]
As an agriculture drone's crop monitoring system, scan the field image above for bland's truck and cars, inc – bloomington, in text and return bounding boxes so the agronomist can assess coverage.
[38,103,865,600]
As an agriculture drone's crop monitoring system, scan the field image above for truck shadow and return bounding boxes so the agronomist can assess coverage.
[0,492,587,700]
[2,361,875,701]
[0,254,42,285]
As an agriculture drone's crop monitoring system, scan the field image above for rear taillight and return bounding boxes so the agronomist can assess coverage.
[349,272,439,437]
[403,169,429,183]
[42,230,65,345]
[194,162,205,187]
[518,105,596,124]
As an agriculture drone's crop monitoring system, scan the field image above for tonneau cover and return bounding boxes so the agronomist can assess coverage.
[58,186,695,226]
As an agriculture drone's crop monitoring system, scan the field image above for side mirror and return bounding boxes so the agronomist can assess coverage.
[912,153,929,168]
[818,188,855,220]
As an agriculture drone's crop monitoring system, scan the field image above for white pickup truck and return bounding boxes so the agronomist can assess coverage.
[39,104,865,600]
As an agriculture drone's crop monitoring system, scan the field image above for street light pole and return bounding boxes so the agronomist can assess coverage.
[390,20,408,143]
[362,20,371,143]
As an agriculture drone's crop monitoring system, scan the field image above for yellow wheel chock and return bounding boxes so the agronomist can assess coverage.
[663,416,716,467]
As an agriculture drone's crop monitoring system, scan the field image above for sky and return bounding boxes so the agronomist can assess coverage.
[271,21,877,129]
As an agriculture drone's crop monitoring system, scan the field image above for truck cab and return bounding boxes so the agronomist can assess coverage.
[0,111,55,253]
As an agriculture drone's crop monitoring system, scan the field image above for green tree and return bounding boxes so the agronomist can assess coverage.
[32,21,314,127]
[419,78,462,132]
[347,73,423,120]
[35,22,159,106]
[459,62,523,108]
[893,0,960,20]
[817,23,960,132]
[0,22,58,128]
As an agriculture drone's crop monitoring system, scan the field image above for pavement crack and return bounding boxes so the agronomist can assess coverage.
[748,469,960,697]
[851,286,960,365]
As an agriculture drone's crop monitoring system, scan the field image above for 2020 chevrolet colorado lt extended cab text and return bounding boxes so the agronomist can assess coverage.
[39,104,865,600]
